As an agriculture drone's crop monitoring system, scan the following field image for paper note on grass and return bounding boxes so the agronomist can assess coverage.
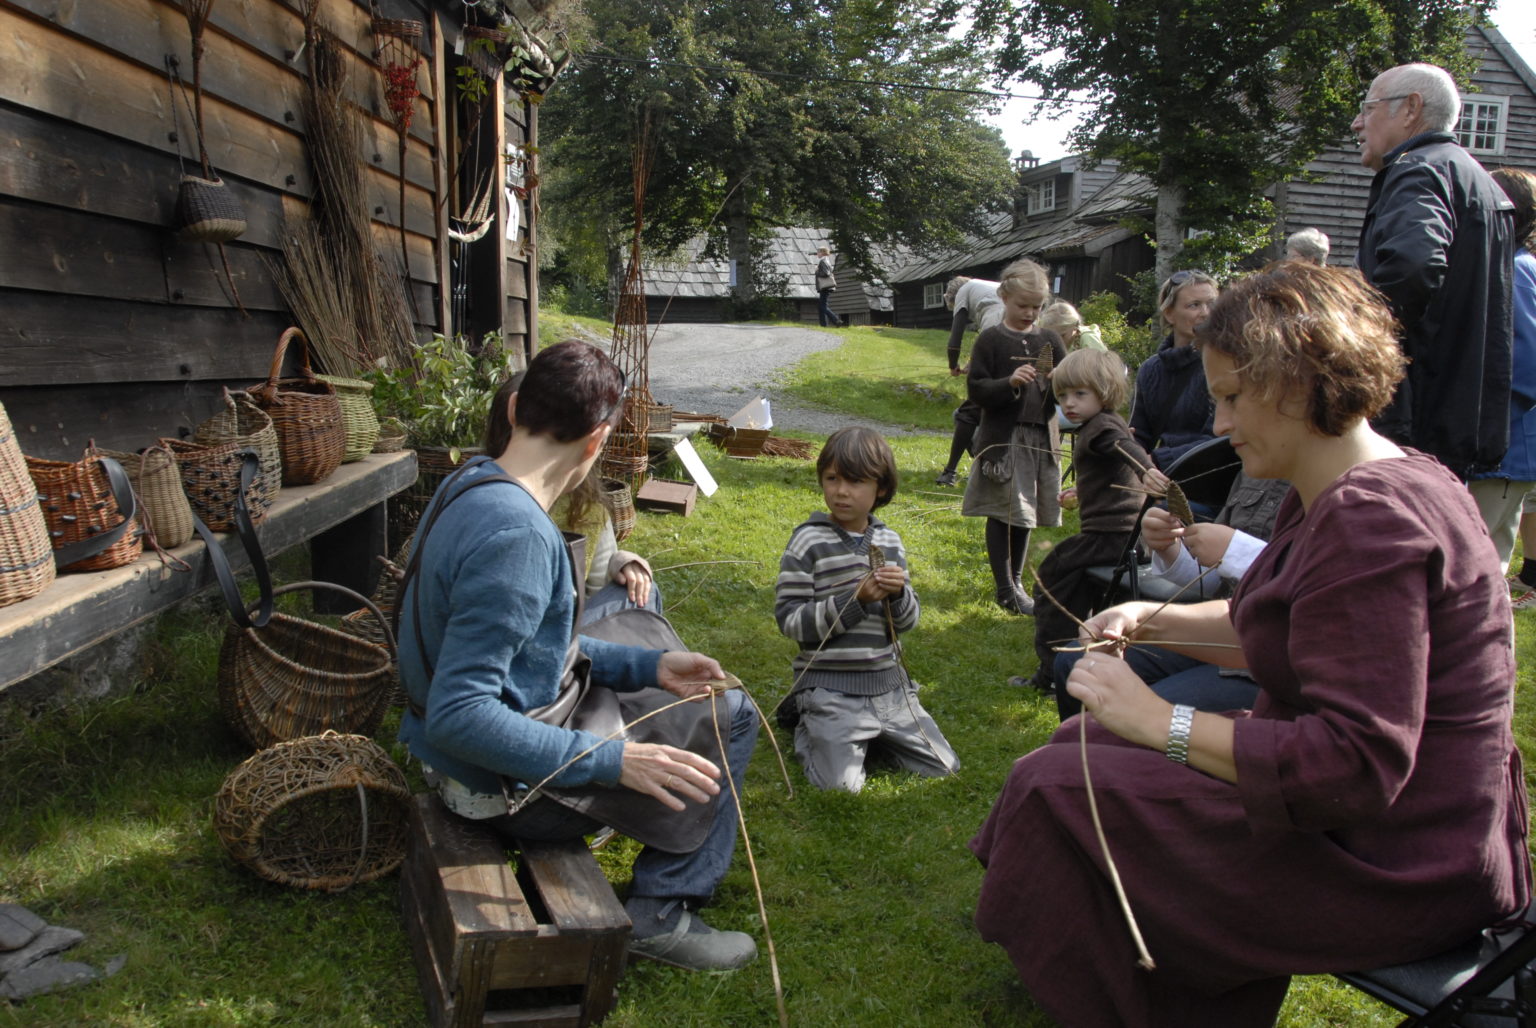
[672,438,718,496]
[727,396,772,430]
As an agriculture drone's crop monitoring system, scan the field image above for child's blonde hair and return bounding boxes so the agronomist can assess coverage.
[817,426,899,510]
[1037,301,1082,335]
[996,258,1050,302]
[1052,348,1129,411]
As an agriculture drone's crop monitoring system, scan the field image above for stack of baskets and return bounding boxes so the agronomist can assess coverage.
[0,401,55,606]
[247,329,345,486]
[167,389,283,531]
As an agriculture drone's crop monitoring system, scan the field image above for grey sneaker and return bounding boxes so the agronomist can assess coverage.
[628,908,757,971]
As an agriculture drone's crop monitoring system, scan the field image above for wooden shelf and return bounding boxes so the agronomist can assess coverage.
[0,450,417,692]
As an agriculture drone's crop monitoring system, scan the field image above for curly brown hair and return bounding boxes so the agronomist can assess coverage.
[1195,262,1405,437]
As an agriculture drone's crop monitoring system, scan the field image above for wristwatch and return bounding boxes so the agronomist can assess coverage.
[1166,704,1195,765]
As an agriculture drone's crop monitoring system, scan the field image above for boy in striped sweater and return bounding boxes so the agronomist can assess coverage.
[774,427,960,792]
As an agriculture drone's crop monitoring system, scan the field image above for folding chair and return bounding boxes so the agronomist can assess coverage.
[1336,897,1536,1027]
[1083,435,1242,606]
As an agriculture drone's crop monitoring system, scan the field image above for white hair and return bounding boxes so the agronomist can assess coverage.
[1384,63,1460,133]
[1284,228,1330,265]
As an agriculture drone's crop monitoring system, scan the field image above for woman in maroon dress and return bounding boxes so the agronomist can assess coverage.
[970,262,1530,1026]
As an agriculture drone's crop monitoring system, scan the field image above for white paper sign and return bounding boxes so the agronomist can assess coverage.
[727,396,772,430]
[672,438,718,496]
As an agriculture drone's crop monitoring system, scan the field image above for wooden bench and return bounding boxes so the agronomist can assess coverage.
[399,793,631,1028]
[0,450,416,693]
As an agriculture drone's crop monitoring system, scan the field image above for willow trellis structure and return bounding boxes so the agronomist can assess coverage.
[600,118,661,490]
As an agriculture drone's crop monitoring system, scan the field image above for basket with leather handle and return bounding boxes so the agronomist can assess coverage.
[248,329,346,486]
[26,449,142,572]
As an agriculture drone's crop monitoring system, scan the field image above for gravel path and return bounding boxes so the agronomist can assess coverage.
[585,322,942,437]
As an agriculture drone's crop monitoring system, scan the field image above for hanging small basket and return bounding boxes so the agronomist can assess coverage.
[174,174,247,243]
[372,17,422,40]
[213,731,412,891]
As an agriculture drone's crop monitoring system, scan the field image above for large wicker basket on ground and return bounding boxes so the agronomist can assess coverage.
[218,581,395,749]
[213,731,412,891]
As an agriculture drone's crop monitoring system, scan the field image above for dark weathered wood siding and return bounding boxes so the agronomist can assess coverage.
[1,0,533,459]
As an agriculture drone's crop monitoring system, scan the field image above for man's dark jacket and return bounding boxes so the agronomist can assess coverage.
[1358,130,1515,478]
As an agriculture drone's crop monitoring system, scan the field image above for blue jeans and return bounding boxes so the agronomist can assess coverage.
[818,288,840,327]
[1053,645,1256,719]
[487,689,758,905]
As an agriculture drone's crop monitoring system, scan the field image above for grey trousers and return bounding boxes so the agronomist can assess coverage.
[793,684,960,793]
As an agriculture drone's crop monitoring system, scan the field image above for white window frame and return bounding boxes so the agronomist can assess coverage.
[923,281,945,308]
[1457,95,1508,155]
[1025,179,1056,215]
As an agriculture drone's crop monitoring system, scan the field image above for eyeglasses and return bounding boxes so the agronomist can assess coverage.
[1358,94,1411,117]
[599,369,630,426]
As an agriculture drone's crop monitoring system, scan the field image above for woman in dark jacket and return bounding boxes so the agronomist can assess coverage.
[1129,270,1219,469]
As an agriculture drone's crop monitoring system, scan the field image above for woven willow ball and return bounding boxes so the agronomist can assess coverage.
[213,732,412,891]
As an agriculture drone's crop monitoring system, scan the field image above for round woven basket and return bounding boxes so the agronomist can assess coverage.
[0,401,55,607]
[601,477,636,541]
[213,731,412,891]
[218,581,396,750]
[248,329,346,486]
[315,374,380,463]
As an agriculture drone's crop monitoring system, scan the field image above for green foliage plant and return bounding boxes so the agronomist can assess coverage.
[367,330,515,458]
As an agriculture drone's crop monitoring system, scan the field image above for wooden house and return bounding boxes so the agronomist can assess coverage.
[879,154,1155,328]
[640,225,894,326]
[0,0,561,691]
[1,0,549,461]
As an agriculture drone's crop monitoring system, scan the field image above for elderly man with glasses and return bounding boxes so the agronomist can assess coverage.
[1353,62,1516,480]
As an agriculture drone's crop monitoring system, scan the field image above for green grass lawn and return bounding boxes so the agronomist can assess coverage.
[1,322,1531,1026]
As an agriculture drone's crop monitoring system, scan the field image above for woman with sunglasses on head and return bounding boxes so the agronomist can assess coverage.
[970,263,1528,1026]
[398,340,760,972]
[1129,270,1220,470]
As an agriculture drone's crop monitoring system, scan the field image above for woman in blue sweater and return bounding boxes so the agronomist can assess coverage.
[398,340,759,971]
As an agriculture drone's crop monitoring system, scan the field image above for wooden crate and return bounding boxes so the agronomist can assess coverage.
[706,423,769,459]
[634,478,696,517]
[400,794,631,1027]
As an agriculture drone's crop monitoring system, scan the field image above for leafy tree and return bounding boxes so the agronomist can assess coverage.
[539,0,1018,306]
[949,0,1488,281]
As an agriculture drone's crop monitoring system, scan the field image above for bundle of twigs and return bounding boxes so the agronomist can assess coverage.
[762,436,815,460]
[293,30,414,373]
[268,217,359,374]
[182,0,217,179]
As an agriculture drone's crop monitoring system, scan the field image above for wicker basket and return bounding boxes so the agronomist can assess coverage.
[188,389,282,524]
[248,329,346,486]
[26,451,144,572]
[645,403,675,434]
[601,477,636,541]
[371,420,406,454]
[0,402,55,607]
[218,580,396,750]
[89,442,195,549]
[372,16,422,39]
[213,731,412,891]
[173,174,247,243]
[315,374,380,463]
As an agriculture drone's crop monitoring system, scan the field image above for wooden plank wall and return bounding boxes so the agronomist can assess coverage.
[0,0,455,459]
[1280,27,1536,268]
